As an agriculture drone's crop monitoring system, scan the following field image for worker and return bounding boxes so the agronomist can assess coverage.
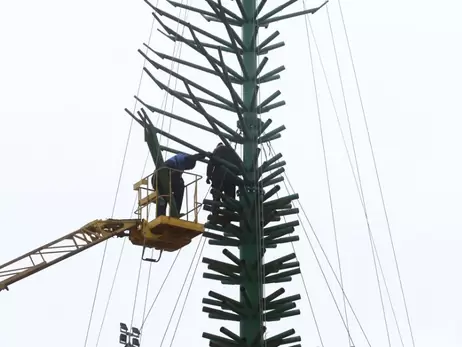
[152,152,204,217]
[206,143,240,206]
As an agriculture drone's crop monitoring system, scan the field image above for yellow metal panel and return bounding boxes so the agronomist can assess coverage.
[129,216,204,252]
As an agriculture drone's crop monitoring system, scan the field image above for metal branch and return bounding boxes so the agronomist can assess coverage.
[255,0,268,18]
[124,108,144,127]
[183,81,239,156]
[202,14,242,27]
[258,42,285,55]
[167,0,217,19]
[257,65,285,84]
[146,0,235,49]
[257,90,281,110]
[216,48,251,139]
[187,25,246,111]
[144,43,242,84]
[134,96,242,142]
[205,0,244,23]
[206,0,249,81]
[140,49,237,110]
[152,12,245,79]
[256,30,281,53]
[258,0,298,22]
[160,27,236,53]
[233,0,248,21]
[260,101,286,114]
[259,1,329,26]
[206,0,245,50]
[159,145,210,164]
[141,109,207,155]
[259,125,286,143]
[255,57,268,78]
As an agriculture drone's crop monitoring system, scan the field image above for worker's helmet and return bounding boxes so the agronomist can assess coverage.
[217,142,224,148]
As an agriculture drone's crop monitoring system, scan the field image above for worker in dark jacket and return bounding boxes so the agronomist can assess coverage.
[152,152,204,217]
[206,143,240,203]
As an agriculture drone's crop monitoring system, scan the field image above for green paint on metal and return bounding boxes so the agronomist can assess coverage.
[240,0,263,342]
[132,1,329,345]
[140,110,180,218]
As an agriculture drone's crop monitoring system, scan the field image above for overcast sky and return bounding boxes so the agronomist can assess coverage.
[1,0,461,346]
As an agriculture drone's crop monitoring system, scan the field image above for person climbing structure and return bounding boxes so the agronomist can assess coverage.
[152,152,204,217]
[206,143,241,209]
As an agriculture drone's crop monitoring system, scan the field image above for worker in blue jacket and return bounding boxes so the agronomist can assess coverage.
[152,152,205,217]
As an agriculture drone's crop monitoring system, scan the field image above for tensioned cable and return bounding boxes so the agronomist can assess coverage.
[307,5,389,347]
[305,7,392,347]
[137,32,188,341]
[260,144,327,347]
[93,2,190,343]
[139,248,184,331]
[324,5,363,206]
[134,168,212,344]
[265,141,370,346]
[166,135,241,346]
[370,228,406,347]
[158,236,207,347]
[140,187,211,333]
[336,1,416,345]
[128,3,190,331]
[251,12,267,345]
[83,13,157,347]
[167,231,207,347]
[302,2,351,345]
[299,5,364,208]
[307,11,404,346]
[303,18,395,344]
[93,15,158,347]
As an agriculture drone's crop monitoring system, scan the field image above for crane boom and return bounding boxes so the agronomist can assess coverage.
[0,219,141,291]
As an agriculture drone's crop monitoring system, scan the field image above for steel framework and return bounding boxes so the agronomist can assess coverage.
[128,0,327,345]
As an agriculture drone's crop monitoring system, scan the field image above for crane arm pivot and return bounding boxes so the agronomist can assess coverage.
[0,219,141,292]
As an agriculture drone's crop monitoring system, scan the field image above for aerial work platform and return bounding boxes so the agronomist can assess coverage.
[0,168,204,291]
[130,168,204,254]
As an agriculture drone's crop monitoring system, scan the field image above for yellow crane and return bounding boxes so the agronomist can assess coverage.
[0,170,204,292]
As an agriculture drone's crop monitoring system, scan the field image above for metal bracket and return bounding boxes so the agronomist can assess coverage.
[142,247,163,263]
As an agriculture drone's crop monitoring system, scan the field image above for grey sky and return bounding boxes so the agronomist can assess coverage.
[0,0,461,346]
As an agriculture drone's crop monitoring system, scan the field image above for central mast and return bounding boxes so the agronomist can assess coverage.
[240,0,262,341]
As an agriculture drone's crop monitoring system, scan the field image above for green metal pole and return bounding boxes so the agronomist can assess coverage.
[240,0,261,342]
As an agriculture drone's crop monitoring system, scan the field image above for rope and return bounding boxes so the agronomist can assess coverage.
[336,1,416,345]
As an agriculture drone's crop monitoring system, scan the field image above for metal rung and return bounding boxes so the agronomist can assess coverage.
[133,178,148,190]
[138,192,158,207]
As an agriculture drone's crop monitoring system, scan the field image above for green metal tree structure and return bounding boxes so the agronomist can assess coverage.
[127,0,327,345]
